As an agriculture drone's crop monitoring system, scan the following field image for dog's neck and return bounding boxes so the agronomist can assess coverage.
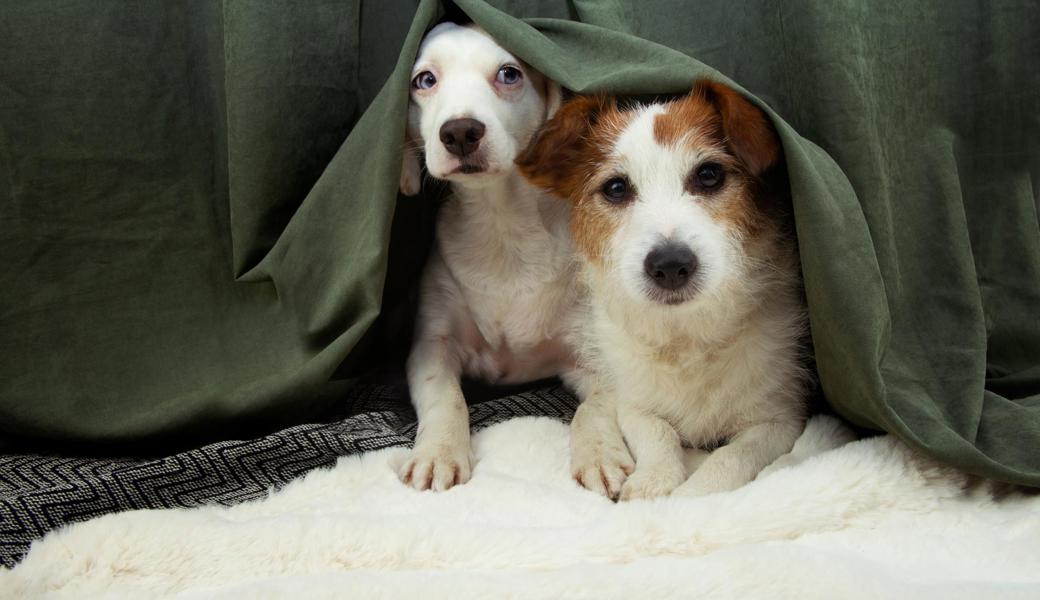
[452,170,535,206]
[448,170,550,233]
[598,280,754,349]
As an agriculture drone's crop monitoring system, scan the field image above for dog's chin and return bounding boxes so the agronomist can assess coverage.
[456,164,485,175]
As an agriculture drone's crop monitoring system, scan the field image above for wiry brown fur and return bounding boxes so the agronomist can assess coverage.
[516,96,633,265]
[518,80,785,260]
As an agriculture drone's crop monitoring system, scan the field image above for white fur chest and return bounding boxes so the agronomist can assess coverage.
[590,287,805,448]
[437,177,578,377]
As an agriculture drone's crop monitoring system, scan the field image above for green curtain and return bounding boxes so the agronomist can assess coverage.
[2,0,1038,486]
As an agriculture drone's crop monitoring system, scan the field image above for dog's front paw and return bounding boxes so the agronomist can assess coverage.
[571,440,635,500]
[619,464,686,501]
[398,442,472,492]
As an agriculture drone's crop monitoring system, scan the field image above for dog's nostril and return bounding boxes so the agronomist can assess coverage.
[644,244,698,292]
[440,118,486,158]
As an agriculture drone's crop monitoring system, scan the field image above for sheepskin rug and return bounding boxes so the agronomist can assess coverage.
[5,415,1040,599]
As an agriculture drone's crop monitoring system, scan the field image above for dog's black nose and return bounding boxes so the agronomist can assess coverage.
[644,244,698,291]
[439,118,486,157]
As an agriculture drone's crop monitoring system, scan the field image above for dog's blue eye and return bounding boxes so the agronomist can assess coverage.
[601,177,631,203]
[412,71,437,90]
[496,66,523,85]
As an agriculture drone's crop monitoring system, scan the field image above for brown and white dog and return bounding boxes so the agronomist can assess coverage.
[517,81,809,499]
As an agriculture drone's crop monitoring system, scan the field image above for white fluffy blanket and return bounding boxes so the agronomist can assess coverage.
[5,416,1040,599]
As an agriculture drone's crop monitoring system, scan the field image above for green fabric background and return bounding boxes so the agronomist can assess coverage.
[1,0,1038,485]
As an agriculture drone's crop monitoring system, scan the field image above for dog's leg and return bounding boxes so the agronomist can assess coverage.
[399,337,472,491]
[568,393,634,500]
[673,420,803,497]
[563,371,634,500]
[617,406,686,501]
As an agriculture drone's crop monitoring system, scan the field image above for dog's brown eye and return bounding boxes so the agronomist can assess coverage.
[601,177,631,203]
[694,163,725,190]
[496,66,523,85]
[412,71,437,90]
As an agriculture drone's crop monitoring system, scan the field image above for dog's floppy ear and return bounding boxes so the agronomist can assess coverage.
[696,80,780,176]
[516,95,613,200]
[399,111,423,196]
[544,79,563,120]
[399,143,422,196]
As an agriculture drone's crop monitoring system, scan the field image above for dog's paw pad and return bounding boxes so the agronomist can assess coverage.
[399,446,472,491]
[572,445,634,500]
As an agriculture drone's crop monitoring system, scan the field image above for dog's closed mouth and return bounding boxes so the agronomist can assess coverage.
[455,164,486,174]
[645,283,702,306]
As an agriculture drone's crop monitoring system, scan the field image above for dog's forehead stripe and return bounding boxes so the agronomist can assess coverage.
[612,105,664,156]
[652,94,721,149]
[611,106,671,184]
[611,105,705,194]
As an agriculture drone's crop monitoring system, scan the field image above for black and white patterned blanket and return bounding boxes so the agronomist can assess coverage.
[0,384,578,567]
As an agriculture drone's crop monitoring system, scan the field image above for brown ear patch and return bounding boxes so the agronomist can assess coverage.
[652,81,783,243]
[515,95,617,201]
[696,80,780,176]
[652,93,720,149]
[692,81,782,240]
[517,95,628,266]
[653,80,780,177]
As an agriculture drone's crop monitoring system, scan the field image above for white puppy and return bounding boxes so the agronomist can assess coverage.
[397,23,590,491]
[518,81,809,500]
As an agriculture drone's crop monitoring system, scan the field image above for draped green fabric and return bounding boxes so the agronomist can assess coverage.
[2,0,1038,485]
